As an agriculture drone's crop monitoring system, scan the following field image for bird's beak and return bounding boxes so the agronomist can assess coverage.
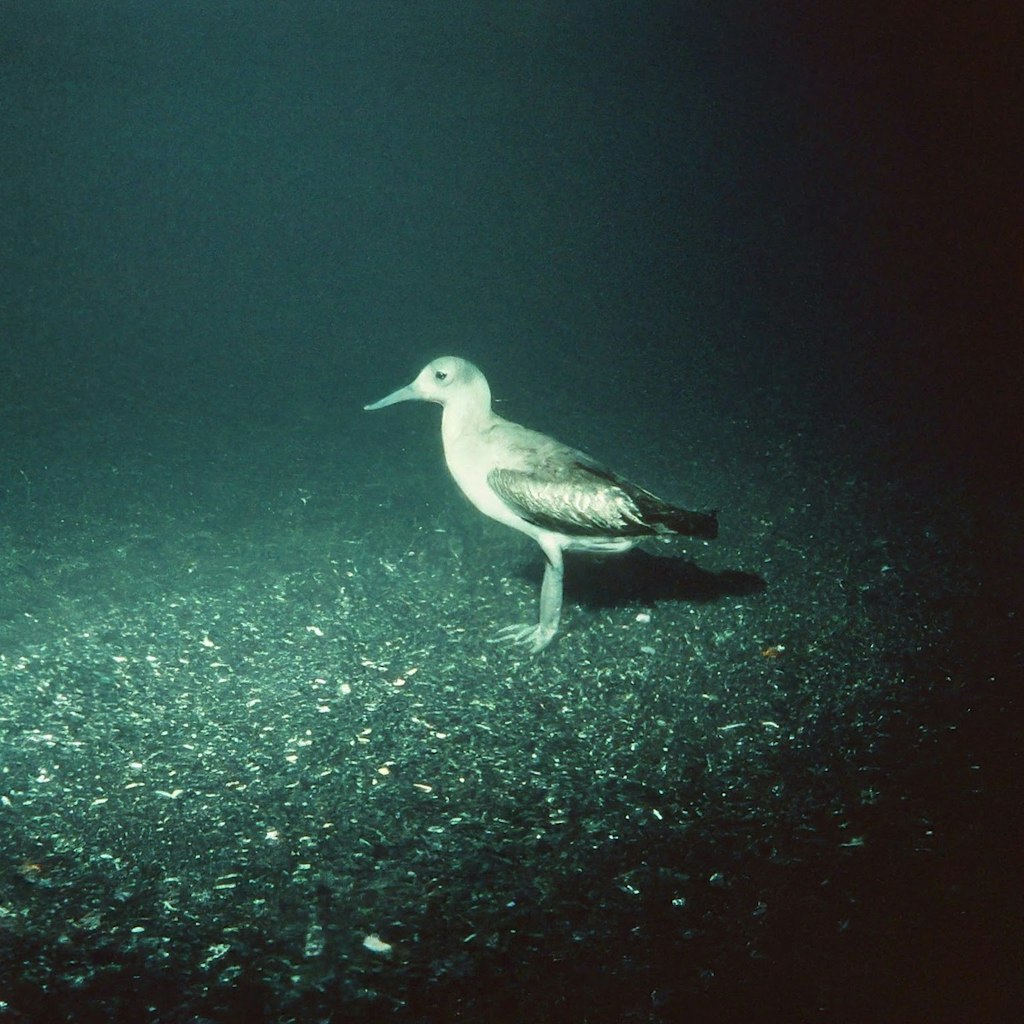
[363,380,420,411]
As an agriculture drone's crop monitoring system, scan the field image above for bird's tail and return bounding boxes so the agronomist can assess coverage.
[660,505,718,539]
[635,491,719,539]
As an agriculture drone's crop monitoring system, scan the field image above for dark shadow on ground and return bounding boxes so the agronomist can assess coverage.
[513,548,766,609]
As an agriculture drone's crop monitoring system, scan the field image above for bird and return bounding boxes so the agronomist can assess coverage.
[364,357,718,653]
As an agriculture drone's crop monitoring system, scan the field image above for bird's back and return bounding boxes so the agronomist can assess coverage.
[474,419,717,541]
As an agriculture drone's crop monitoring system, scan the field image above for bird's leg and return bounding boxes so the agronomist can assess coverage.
[491,542,564,654]
[535,547,564,648]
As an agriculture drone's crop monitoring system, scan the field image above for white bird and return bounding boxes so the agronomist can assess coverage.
[364,357,718,652]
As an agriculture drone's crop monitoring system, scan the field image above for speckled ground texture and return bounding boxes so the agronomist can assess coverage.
[2,380,1019,1023]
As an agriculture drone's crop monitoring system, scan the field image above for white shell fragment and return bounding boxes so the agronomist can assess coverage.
[362,933,393,955]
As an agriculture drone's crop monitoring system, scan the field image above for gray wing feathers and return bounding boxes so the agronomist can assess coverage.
[488,463,649,536]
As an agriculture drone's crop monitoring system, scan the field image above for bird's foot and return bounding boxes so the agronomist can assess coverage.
[489,621,557,654]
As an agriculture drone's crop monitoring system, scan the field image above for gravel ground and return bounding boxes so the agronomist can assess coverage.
[2,386,1017,1023]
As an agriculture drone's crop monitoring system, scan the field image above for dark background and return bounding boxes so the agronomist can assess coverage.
[3,2,1019,473]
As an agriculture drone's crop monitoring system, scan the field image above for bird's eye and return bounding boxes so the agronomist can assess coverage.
[434,370,448,382]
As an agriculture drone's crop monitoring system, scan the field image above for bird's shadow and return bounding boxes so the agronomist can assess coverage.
[516,548,765,609]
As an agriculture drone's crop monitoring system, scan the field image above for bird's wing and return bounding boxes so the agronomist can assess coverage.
[483,420,718,539]
[488,454,651,537]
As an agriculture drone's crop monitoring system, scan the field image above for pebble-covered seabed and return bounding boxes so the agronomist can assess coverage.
[2,399,1018,1024]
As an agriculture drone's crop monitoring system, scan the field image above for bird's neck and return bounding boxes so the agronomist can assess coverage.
[441,387,493,446]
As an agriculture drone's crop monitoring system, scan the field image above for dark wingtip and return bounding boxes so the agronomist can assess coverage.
[652,504,719,539]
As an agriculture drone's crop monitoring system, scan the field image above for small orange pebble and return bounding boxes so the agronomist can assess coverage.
[761,645,784,659]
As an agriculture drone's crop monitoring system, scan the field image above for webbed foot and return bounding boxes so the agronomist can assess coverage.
[488,621,557,654]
